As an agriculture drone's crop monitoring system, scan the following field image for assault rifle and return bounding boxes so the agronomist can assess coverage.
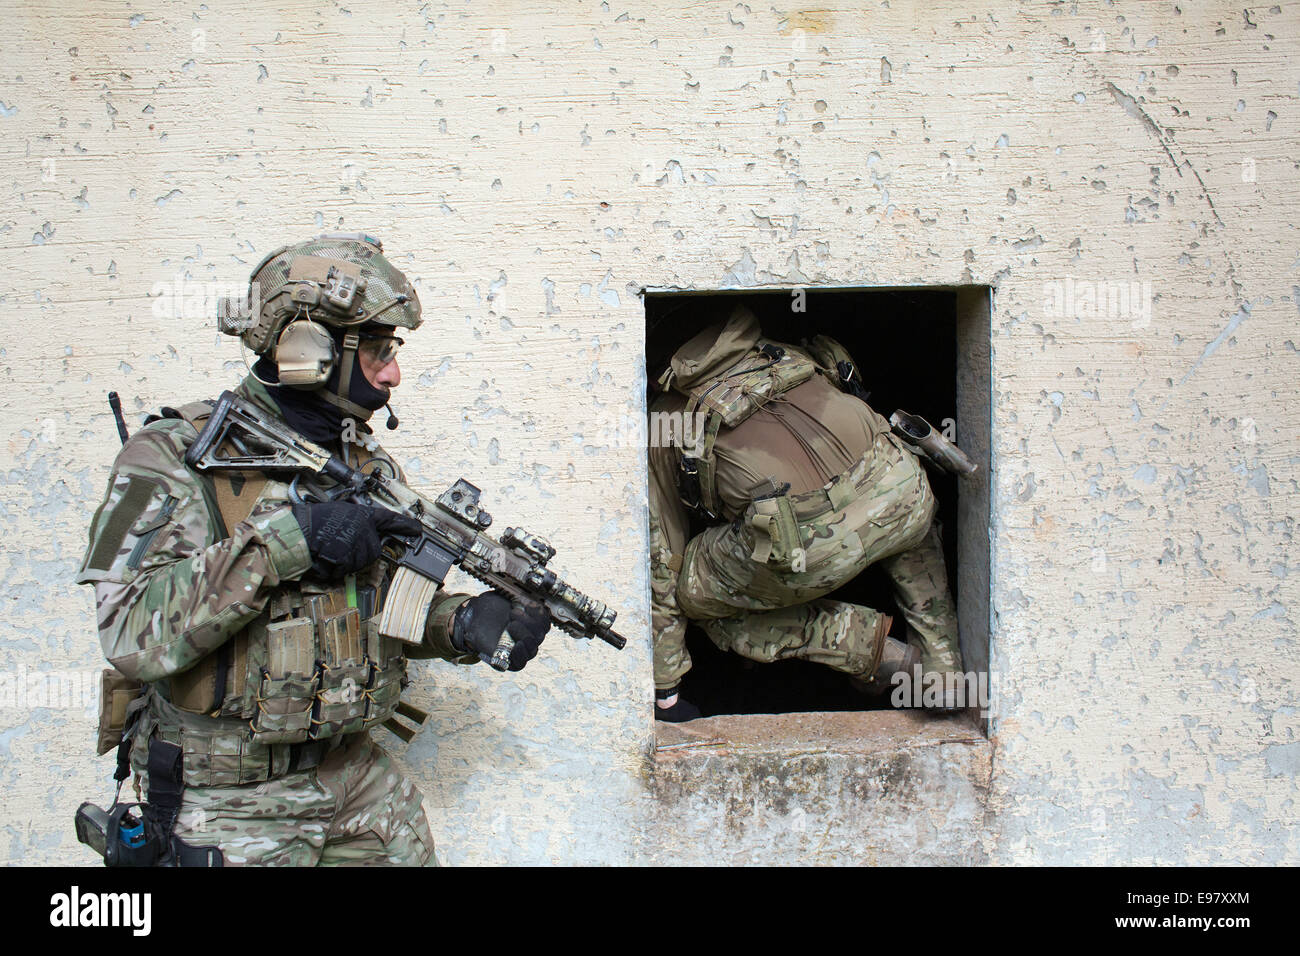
[184,391,627,669]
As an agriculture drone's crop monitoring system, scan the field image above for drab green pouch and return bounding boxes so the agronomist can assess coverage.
[250,674,319,744]
[746,494,803,570]
[362,659,405,731]
[248,618,317,744]
[312,662,369,739]
[96,668,143,756]
[180,726,273,787]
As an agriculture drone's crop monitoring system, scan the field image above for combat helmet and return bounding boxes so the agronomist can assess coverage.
[218,232,421,420]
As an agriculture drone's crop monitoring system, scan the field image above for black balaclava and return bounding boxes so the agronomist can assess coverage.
[254,327,391,444]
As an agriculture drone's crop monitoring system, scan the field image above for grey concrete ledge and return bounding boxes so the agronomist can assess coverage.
[654,709,989,758]
[642,712,992,865]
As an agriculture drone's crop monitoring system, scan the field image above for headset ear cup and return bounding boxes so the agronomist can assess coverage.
[273,319,338,387]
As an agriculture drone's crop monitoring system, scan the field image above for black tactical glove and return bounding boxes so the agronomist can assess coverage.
[452,591,550,671]
[290,501,422,581]
[654,697,701,723]
[654,684,701,722]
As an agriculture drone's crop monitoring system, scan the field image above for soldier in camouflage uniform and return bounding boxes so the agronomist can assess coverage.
[76,234,551,864]
[649,304,963,720]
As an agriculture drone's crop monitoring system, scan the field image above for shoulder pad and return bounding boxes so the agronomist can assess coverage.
[142,400,215,429]
[167,400,216,424]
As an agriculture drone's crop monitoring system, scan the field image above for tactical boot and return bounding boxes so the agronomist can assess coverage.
[851,635,920,696]
[918,651,965,711]
[920,669,966,711]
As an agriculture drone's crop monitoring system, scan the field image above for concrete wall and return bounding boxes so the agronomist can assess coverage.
[0,0,1294,864]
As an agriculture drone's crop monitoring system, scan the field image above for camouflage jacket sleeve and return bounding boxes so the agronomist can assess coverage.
[75,419,313,683]
[409,592,476,664]
[648,436,694,690]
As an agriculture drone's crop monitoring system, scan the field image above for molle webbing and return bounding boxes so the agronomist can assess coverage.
[683,341,815,428]
[167,401,387,719]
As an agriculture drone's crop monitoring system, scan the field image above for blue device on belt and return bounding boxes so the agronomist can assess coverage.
[119,815,146,848]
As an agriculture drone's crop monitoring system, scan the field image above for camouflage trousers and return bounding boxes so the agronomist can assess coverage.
[672,433,963,679]
[166,731,437,866]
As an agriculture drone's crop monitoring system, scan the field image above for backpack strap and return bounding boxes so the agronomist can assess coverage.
[676,398,726,522]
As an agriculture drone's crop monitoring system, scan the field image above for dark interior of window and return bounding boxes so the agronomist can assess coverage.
[645,288,960,717]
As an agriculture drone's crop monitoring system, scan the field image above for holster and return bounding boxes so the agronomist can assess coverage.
[143,738,224,867]
[677,455,718,522]
[77,734,224,867]
[889,410,978,477]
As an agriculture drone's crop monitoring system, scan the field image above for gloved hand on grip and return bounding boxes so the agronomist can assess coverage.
[452,591,550,671]
[290,501,422,581]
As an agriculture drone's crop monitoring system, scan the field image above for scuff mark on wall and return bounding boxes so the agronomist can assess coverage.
[1178,304,1249,386]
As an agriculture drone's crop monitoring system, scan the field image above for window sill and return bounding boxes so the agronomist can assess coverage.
[645,710,992,864]
[654,708,987,757]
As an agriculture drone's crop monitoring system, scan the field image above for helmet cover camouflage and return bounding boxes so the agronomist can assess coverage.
[219,233,422,354]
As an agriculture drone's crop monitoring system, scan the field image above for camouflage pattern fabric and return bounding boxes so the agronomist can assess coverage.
[673,432,963,677]
[649,313,963,688]
[75,394,314,682]
[169,732,437,866]
[876,520,961,675]
[698,599,887,677]
[76,376,470,684]
[76,374,474,864]
[649,503,693,687]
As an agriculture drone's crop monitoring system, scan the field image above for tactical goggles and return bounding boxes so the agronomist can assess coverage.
[357,333,403,366]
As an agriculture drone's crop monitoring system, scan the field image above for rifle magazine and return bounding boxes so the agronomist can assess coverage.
[376,565,439,644]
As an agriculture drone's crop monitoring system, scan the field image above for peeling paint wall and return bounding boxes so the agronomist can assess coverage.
[0,1,1295,864]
